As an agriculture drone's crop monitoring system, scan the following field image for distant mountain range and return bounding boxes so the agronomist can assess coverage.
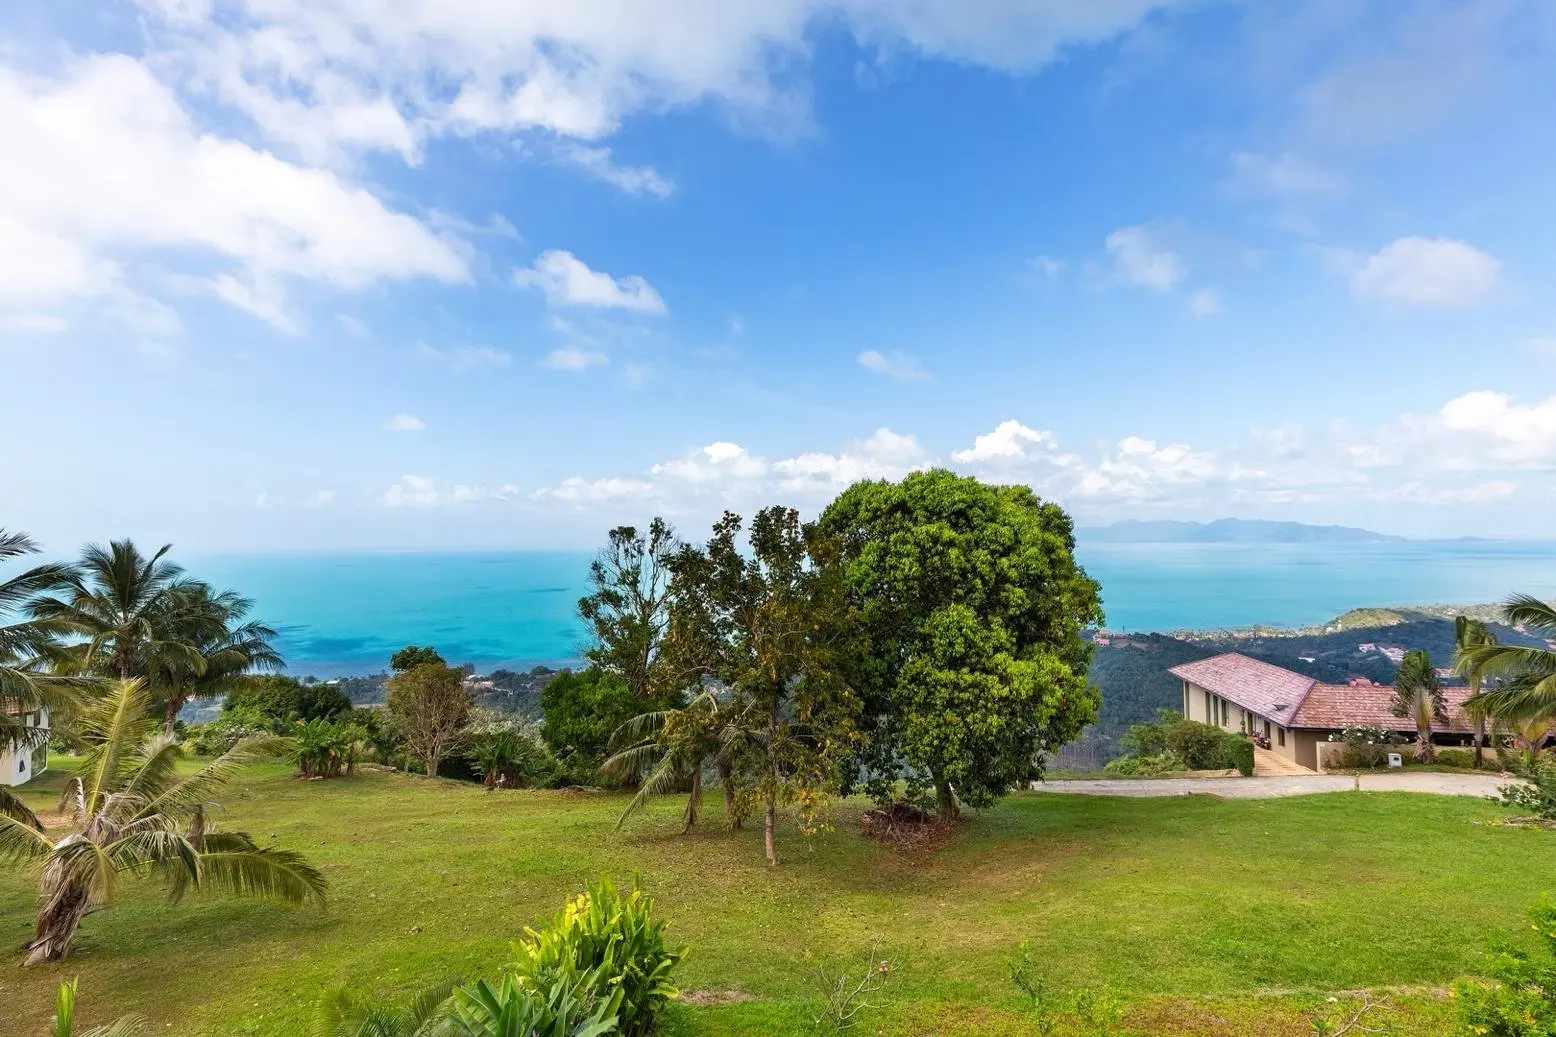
[1077,519,1407,544]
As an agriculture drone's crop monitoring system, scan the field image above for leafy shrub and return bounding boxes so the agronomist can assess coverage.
[467,716,560,789]
[509,876,685,1037]
[1456,898,1556,1035]
[1104,751,1187,777]
[288,717,369,778]
[1498,758,1556,820]
[1222,735,1254,777]
[222,675,352,729]
[1433,748,1475,769]
[189,706,272,756]
[450,967,622,1037]
[1327,725,1406,769]
[540,668,661,774]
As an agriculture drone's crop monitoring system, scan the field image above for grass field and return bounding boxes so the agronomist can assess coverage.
[2,761,1552,1036]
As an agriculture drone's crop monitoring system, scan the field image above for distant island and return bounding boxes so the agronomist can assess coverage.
[1078,518,1406,544]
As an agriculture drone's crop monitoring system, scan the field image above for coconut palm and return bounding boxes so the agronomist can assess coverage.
[1,530,89,749]
[1391,649,1448,763]
[30,540,193,681]
[1454,615,1500,769]
[0,678,327,965]
[1461,595,1556,723]
[51,978,147,1037]
[145,582,283,734]
[313,982,458,1037]
[602,690,743,833]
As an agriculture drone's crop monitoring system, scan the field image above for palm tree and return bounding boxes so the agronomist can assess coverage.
[1461,595,1556,722]
[1391,649,1447,762]
[602,690,743,833]
[0,678,327,965]
[145,582,283,734]
[1,530,89,749]
[313,982,457,1037]
[30,540,192,681]
[1454,615,1499,769]
[51,979,147,1037]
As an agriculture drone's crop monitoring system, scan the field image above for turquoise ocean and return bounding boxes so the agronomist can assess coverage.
[188,541,1556,678]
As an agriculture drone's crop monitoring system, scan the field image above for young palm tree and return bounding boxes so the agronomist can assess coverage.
[0,678,327,965]
[145,582,283,734]
[30,540,192,680]
[602,690,745,833]
[1454,615,1500,769]
[51,978,147,1037]
[1,530,89,749]
[1391,649,1448,763]
[313,982,457,1037]
[1461,595,1556,723]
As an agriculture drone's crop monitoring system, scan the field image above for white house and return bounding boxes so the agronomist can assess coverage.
[1,705,51,786]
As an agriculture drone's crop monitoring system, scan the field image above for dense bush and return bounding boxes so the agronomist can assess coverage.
[1112,711,1253,775]
[222,674,351,729]
[1327,725,1408,769]
[1498,758,1556,820]
[288,717,370,778]
[1456,898,1556,1035]
[188,706,272,756]
[465,716,562,788]
[540,667,660,775]
[509,876,685,1037]
[1433,747,1475,769]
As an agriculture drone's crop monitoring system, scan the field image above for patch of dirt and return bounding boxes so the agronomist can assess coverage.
[859,802,958,851]
[679,988,755,1006]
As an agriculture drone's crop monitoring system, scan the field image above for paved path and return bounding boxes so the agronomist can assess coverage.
[1034,772,1513,799]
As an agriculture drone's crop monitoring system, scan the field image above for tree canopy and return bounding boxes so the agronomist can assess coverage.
[390,645,446,673]
[819,468,1103,817]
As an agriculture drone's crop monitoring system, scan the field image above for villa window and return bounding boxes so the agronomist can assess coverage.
[1278,728,1286,747]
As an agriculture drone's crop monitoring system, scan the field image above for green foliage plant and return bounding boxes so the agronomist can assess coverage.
[1460,595,1556,724]
[448,969,619,1037]
[1498,757,1556,820]
[313,982,457,1037]
[507,876,684,1037]
[578,520,680,700]
[51,978,148,1037]
[539,668,656,774]
[1007,942,1061,1037]
[391,646,447,673]
[1456,898,1556,1035]
[819,470,1103,819]
[386,662,474,778]
[1391,649,1446,763]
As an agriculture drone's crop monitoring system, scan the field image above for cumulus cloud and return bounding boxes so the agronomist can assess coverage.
[415,343,511,372]
[540,476,656,503]
[857,349,931,381]
[952,420,1067,464]
[1225,152,1347,202]
[381,475,439,506]
[130,0,1184,162]
[1105,226,1185,292]
[515,250,667,313]
[1349,237,1500,308]
[542,344,609,372]
[0,54,469,331]
[380,475,519,506]
[385,413,426,432]
[652,441,768,483]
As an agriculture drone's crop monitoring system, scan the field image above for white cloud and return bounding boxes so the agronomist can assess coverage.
[555,144,674,198]
[0,54,469,331]
[381,475,439,507]
[857,349,930,381]
[131,0,1184,163]
[1105,225,1185,292]
[772,428,929,490]
[515,250,667,314]
[416,343,512,372]
[542,344,609,372]
[1188,288,1220,317]
[335,313,368,337]
[385,413,426,432]
[541,476,656,502]
[652,441,767,483]
[1030,255,1067,277]
[0,313,71,334]
[1226,152,1346,202]
[952,420,1067,465]
[1349,237,1500,308]
[1435,391,1556,466]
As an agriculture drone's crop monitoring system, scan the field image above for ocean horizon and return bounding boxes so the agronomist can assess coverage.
[187,540,1556,679]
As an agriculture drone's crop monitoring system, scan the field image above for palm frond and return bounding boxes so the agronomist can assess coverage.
[0,808,54,863]
[116,734,184,816]
[107,828,200,882]
[614,754,696,830]
[59,775,87,825]
[78,679,157,806]
[0,783,45,832]
[180,844,328,906]
[135,734,284,821]
[80,1016,150,1037]
[1467,672,1556,724]
[49,836,120,908]
[1502,594,1556,635]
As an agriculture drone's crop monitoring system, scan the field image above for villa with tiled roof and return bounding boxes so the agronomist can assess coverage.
[1168,653,1475,771]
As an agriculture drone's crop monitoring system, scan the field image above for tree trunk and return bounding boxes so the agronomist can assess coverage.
[163,693,183,737]
[763,790,778,866]
[1416,729,1433,763]
[718,759,740,829]
[682,767,701,834]
[426,754,439,778]
[935,777,959,820]
[26,872,91,965]
[1474,716,1486,769]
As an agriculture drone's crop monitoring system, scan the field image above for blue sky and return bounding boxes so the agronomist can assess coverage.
[3,0,1555,551]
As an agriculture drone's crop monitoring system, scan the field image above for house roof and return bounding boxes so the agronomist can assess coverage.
[1293,682,1476,734]
[1170,652,1477,733]
[1168,653,1316,727]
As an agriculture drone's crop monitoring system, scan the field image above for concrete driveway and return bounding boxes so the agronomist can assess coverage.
[1033,772,1514,799]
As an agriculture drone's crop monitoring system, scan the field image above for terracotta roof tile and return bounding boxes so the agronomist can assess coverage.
[1168,653,1316,727]
[1293,682,1476,734]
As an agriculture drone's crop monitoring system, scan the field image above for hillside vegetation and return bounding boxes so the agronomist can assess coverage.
[3,762,1550,1036]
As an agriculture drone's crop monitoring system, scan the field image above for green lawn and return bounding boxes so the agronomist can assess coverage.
[2,762,1550,1036]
